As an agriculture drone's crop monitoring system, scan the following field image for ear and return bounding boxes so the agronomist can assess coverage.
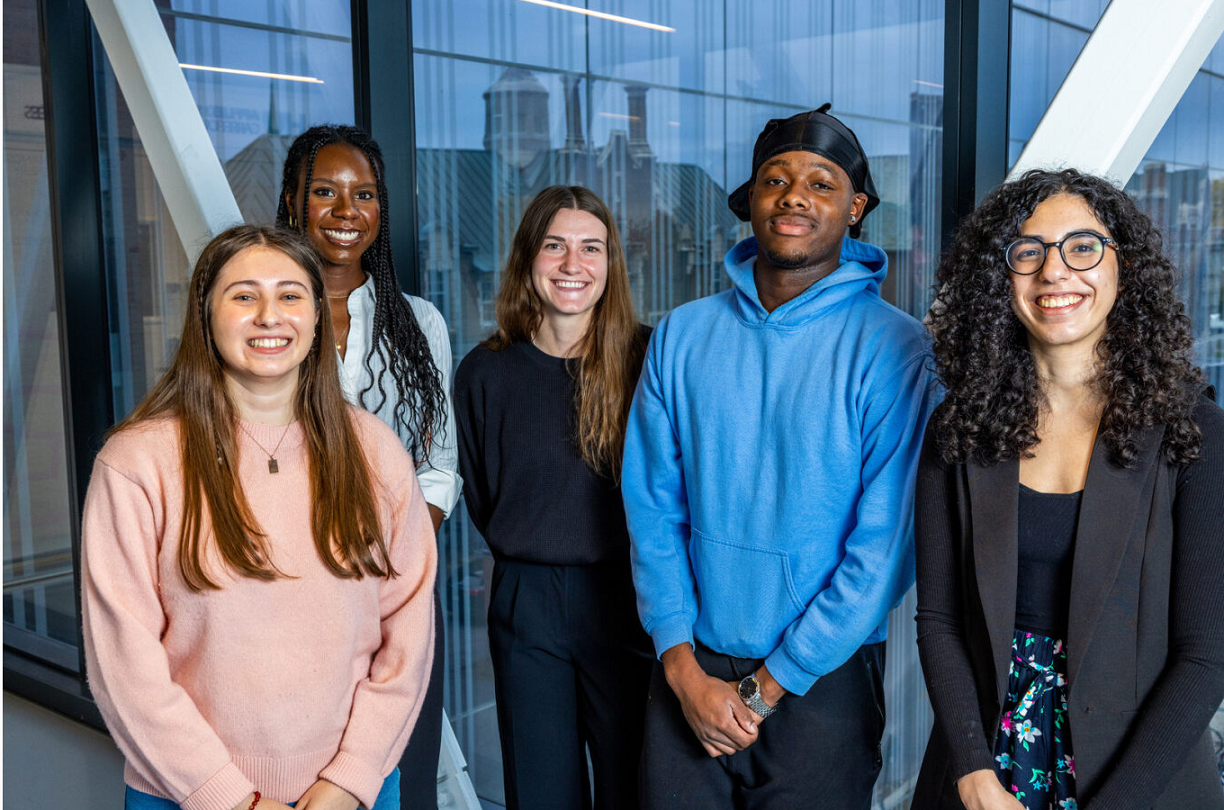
[850,192,869,222]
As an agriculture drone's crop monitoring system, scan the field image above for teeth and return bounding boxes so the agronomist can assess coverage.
[322,228,361,244]
[1037,294,1083,309]
[555,280,588,289]
[248,338,289,348]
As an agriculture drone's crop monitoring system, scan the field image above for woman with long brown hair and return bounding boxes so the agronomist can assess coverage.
[82,225,436,810]
[454,185,652,809]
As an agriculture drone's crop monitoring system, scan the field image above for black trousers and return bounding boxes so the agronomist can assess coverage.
[640,641,886,810]
[397,587,444,809]
[487,559,654,810]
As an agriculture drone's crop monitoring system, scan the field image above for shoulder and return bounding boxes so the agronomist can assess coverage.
[1191,393,1224,457]
[349,406,416,479]
[402,293,446,331]
[858,295,931,355]
[95,418,181,480]
[455,341,508,389]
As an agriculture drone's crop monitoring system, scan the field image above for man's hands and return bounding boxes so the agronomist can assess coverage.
[661,643,765,757]
[956,769,1025,810]
[295,780,361,810]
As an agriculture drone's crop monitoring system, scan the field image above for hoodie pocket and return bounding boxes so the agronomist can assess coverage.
[689,528,805,644]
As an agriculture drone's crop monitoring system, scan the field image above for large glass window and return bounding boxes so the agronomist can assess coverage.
[1009,3,1224,396]
[413,1,944,805]
[96,2,355,415]
[3,0,80,671]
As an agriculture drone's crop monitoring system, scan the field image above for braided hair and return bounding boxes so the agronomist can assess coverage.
[277,125,444,463]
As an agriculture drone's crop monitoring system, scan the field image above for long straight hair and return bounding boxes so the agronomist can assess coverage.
[112,225,395,591]
[486,186,646,479]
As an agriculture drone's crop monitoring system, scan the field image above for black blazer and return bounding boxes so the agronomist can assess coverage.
[912,414,1224,810]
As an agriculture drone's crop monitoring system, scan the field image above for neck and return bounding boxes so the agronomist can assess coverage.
[322,262,366,298]
[1030,340,1102,414]
[752,254,840,313]
[223,372,299,425]
[533,313,591,358]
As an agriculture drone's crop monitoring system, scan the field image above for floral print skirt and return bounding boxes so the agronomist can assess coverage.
[991,630,1078,810]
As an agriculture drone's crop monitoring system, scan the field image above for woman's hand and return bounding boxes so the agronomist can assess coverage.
[230,794,293,810]
[293,780,360,810]
[956,769,1025,810]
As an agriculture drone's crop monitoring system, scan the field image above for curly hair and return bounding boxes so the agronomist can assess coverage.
[929,168,1203,468]
[276,125,444,464]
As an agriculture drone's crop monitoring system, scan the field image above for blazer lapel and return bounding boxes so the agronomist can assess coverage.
[968,458,1019,704]
[1066,426,1164,686]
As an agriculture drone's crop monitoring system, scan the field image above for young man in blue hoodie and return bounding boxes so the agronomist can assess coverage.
[622,105,942,808]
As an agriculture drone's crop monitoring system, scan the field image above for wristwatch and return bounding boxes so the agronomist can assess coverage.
[737,673,779,719]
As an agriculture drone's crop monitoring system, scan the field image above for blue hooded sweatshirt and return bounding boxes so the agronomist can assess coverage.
[622,235,941,696]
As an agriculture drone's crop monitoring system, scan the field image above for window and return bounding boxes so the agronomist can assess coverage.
[412,1,944,804]
[3,0,81,672]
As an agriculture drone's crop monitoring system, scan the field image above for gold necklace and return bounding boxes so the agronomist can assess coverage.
[236,421,293,474]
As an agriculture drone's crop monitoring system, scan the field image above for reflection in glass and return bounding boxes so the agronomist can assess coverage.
[415,1,944,805]
[95,8,354,416]
[2,0,80,666]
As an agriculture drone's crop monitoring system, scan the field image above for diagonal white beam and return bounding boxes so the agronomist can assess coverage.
[85,0,241,261]
[1009,0,1224,184]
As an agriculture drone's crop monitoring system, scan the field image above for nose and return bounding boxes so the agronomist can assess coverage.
[560,246,582,275]
[254,296,283,326]
[1036,245,1072,282]
[332,192,357,219]
[780,185,810,210]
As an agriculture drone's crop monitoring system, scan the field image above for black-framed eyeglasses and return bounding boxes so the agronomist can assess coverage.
[1004,231,1117,275]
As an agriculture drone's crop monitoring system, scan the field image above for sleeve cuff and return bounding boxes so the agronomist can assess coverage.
[179,762,255,810]
[416,467,461,518]
[648,613,695,660]
[764,644,820,697]
[319,751,386,810]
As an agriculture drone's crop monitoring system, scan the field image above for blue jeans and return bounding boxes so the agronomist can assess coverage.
[124,768,400,810]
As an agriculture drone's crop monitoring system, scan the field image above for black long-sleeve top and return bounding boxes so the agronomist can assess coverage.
[453,339,636,565]
[915,396,1224,810]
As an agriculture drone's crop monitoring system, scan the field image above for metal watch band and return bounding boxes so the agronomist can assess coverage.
[743,690,778,718]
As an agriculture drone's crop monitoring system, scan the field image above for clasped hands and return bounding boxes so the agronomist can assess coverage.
[661,643,784,758]
[231,779,359,810]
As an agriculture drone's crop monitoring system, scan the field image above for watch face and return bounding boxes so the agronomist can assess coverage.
[738,675,759,701]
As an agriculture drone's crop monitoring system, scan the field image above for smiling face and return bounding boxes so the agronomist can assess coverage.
[289,143,381,271]
[748,150,868,273]
[529,207,609,329]
[1009,193,1119,357]
[210,246,318,396]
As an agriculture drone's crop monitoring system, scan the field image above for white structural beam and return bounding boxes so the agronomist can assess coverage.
[85,0,241,261]
[1009,0,1224,184]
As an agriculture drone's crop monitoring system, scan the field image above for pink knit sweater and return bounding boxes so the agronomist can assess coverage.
[81,409,436,810]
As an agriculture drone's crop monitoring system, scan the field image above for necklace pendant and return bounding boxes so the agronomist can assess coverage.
[268,458,279,474]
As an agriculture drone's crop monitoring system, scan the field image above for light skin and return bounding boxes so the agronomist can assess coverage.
[529,207,610,358]
[211,255,361,810]
[210,247,318,426]
[957,194,1120,810]
[287,143,445,531]
[659,152,867,756]
[747,151,868,312]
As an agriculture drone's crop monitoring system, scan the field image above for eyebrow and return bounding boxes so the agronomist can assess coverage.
[761,157,837,173]
[309,176,377,188]
[1018,227,1108,240]
[544,234,606,245]
[221,279,311,293]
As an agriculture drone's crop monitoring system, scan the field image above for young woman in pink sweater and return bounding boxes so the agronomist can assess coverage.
[81,225,437,810]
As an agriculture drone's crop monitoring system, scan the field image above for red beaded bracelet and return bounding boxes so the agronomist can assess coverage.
[247,792,261,810]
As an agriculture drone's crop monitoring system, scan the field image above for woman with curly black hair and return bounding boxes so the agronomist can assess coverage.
[912,169,1224,810]
[278,125,458,808]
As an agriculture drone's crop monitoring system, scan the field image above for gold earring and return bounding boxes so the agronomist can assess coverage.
[288,214,297,228]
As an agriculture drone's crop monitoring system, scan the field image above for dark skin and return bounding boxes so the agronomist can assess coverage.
[747,151,868,312]
[660,150,867,756]
[286,144,444,532]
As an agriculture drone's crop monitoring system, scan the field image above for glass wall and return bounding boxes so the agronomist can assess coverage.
[412,1,945,805]
[3,0,80,670]
[96,1,355,416]
[1010,1,1224,395]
